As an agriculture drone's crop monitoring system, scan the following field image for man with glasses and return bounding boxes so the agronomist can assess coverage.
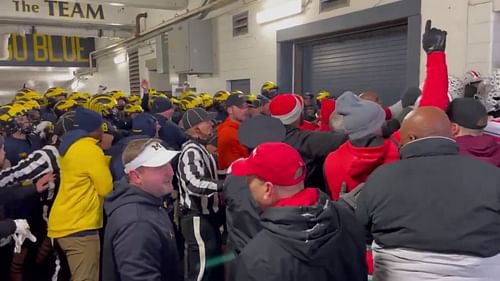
[217,93,251,173]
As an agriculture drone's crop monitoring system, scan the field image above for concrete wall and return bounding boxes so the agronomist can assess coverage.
[191,0,498,93]
[189,0,401,94]
[84,0,498,96]
[420,0,495,79]
[78,53,131,94]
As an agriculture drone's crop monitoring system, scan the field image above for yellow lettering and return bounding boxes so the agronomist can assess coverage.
[76,37,88,62]
[62,36,76,62]
[8,40,12,60]
[12,34,28,62]
[33,34,48,61]
[47,35,62,62]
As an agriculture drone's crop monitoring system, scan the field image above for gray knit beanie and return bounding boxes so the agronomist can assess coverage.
[336,91,386,140]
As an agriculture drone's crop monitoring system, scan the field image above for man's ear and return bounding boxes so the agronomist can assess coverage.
[262,181,274,201]
[128,170,142,185]
[450,123,460,137]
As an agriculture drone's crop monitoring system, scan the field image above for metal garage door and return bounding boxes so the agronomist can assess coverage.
[302,24,408,104]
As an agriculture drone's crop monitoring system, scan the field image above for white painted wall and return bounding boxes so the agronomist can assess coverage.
[420,0,495,79]
[191,0,496,93]
[84,0,497,97]
[189,0,401,94]
[76,38,130,94]
[77,53,131,94]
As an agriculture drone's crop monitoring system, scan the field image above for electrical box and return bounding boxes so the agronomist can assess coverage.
[168,19,213,74]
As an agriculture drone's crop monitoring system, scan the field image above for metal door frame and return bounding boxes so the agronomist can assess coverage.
[276,0,421,94]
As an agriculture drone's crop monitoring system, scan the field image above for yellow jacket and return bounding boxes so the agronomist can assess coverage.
[48,137,113,238]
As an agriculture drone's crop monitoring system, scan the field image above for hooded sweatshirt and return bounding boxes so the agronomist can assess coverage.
[102,178,180,281]
[48,130,113,238]
[318,99,336,132]
[217,118,248,171]
[324,139,399,200]
[231,190,367,281]
[455,135,500,167]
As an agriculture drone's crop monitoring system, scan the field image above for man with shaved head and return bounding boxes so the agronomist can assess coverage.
[356,106,500,281]
[399,106,453,145]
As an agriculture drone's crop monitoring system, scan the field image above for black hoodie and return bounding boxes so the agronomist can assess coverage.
[230,191,367,281]
[102,178,180,281]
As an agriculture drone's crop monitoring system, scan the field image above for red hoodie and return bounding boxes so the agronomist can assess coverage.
[319,99,336,132]
[324,139,399,201]
[299,120,319,131]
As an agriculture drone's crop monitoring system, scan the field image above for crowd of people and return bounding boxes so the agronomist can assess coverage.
[0,20,498,281]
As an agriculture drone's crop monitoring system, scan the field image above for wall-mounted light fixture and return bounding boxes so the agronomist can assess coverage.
[256,0,303,24]
[113,53,128,64]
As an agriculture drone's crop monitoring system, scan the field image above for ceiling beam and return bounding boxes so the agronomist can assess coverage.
[64,0,189,10]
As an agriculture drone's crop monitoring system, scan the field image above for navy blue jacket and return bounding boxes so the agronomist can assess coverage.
[5,135,43,166]
[102,178,180,281]
[107,135,150,181]
[155,114,186,151]
[0,184,37,238]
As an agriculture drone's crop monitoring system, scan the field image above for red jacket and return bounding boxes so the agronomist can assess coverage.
[419,52,449,111]
[217,118,248,171]
[391,51,450,143]
[319,99,336,132]
[324,139,399,201]
[299,120,319,131]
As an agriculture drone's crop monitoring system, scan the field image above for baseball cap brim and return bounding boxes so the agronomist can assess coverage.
[230,158,255,177]
[225,94,248,108]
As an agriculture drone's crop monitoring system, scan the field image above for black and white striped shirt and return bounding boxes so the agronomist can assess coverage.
[0,145,60,221]
[177,139,222,215]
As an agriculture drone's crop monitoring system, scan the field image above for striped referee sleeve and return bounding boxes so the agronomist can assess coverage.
[0,147,56,188]
[179,147,220,196]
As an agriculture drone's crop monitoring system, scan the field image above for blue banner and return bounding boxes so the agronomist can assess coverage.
[0,33,96,67]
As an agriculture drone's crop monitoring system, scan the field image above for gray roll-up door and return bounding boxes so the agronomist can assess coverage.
[230,79,251,94]
[302,24,408,104]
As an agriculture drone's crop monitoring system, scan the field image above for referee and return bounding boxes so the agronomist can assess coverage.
[177,108,224,281]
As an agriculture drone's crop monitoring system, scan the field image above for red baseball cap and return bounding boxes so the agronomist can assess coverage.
[231,142,306,186]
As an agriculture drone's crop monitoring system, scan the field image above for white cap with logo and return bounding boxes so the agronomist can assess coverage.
[124,141,179,174]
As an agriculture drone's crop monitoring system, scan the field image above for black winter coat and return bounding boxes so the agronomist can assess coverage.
[102,178,180,281]
[230,191,367,281]
[223,174,261,253]
[357,137,500,257]
[283,126,347,192]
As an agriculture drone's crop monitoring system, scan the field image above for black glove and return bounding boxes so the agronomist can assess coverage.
[382,119,401,138]
[401,87,421,108]
[422,20,447,53]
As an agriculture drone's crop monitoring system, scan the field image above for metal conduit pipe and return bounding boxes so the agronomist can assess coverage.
[87,0,229,73]
[135,13,148,37]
